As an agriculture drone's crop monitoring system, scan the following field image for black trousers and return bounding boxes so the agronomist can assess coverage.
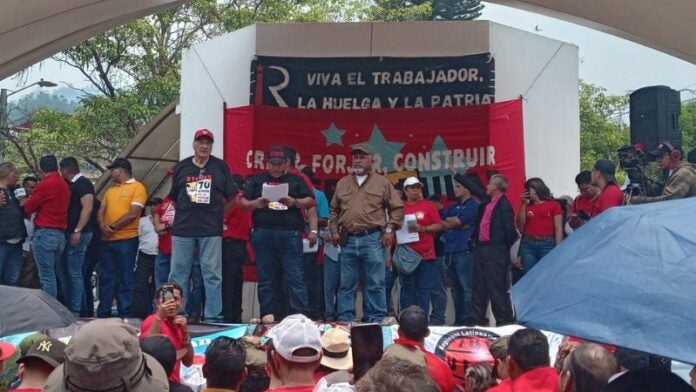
[81,237,101,317]
[132,251,156,319]
[17,251,40,288]
[303,251,323,320]
[472,244,514,326]
[222,238,247,323]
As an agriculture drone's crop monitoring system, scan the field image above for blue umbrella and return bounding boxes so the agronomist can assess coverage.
[512,198,696,365]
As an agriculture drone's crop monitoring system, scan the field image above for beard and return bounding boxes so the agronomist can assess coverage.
[352,166,366,175]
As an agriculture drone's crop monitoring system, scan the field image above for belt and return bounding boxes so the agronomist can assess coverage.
[476,240,491,246]
[346,228,381,237]
[524,235,554,241]
[34,226,63,231]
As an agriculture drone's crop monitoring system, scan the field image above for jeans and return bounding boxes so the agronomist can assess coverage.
[81,237,101,317]
[429,256,447,325]
[399,259,435,314]
[222,238,247,323]
[519,237,556,274]
[169,236,223,322]
[323,253,341,321]
[303,251,322,320]
[33,228,66,298]
[445,251,475,325]
[132,251,156,319]
[58,231,93,314]
[251,228,308,317]
[97,237,138,317]
[154,252,171,290]
[0,241,23,286]
[337,231,386,323]
[385,266,398,317]
[185,256,205,319]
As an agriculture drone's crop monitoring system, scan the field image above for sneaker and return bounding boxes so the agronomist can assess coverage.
[381,316,397,326]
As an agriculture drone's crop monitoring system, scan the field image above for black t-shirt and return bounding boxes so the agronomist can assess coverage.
[169,155,237,237]
[67,175,96,233]
[243,172,313,231]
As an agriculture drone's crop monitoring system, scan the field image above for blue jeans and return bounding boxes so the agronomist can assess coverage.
[154,252,171,290]
[520,237,556,274]
[429,256,447,325]
[185,256,204,319]
[323,252,341,320]
[169,236,223,322]
[251,227,308,317]
[59,231,93,314]
[399,259,435,314]
[0,241,23,285]
[33,228,66,298]
[445,251,475,325]
[97,237,138,317]
[338,231,386,323]
[385,265,398,317]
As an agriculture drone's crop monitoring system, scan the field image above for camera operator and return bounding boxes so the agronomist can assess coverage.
[630,142,696,204]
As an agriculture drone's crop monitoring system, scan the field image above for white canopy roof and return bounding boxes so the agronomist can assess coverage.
[487,0,696,65]
[0,0,188,80]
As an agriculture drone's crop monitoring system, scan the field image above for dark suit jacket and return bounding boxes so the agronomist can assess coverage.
[454,172,517,250]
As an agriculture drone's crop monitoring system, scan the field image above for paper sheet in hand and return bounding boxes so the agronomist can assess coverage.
[396,214,420,244]
[262,182,289,202]
[303,238,319,253]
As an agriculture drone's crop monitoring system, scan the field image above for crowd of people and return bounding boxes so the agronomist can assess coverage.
[1,310,695,391]
[2,130,696,390]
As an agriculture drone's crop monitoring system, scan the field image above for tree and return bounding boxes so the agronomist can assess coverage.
[5,0,375,175]
[432,0,483,20]
[679,99,696,155]
[578,81,629,171]
[370,0,433,21]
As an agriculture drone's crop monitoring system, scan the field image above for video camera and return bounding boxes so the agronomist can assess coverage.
[616,144,662,199]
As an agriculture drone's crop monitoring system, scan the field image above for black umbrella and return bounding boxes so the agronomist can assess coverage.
[0,285,75,337]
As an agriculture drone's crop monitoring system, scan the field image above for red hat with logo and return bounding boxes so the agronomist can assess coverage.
[194,129,214,142]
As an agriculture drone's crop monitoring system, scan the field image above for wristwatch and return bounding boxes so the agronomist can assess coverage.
[74,228,82,233]
[385,226,393,234]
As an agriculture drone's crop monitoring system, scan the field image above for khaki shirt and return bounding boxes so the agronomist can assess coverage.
[329,172,404,234]
[643,161,696,203]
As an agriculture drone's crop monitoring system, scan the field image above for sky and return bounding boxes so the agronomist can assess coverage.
[2,2,696,101]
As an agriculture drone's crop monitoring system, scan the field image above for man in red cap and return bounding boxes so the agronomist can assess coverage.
[168,129,238,322]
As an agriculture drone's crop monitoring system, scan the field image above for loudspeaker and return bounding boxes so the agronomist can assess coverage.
[629,86,681,150]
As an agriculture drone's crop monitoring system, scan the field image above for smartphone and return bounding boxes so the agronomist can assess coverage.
[351,324,383,381]
[161,284,175,303]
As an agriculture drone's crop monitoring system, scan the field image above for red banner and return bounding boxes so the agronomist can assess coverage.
[224,100,525,202]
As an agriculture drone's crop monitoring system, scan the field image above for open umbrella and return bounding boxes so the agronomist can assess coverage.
[0,285,75,337]
[511,198,696,365]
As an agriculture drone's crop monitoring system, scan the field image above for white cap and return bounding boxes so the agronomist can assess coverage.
[403,176,422,188]
[269,314,322,363]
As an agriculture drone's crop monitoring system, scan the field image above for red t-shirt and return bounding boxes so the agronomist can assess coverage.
[154,196,175,254]
[523,200,562,237]
[23,171,71,229]
[404,199,442,260]
[141,314,184,382]
[223,193,252,241]
[594,183,624,215]
[269,387,315,392]
[571,194,595,218]
[14,389,42,392]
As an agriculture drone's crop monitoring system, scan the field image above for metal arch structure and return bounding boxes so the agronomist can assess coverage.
[486,0,696,66]
[0,0,189,80]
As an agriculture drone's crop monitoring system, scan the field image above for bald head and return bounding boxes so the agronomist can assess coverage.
[562,342,619,392]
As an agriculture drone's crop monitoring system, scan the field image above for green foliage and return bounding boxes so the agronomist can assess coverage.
[432,0,483,20]
[579,81,629,172]
[371,0,433,21]
[679,100,696,154]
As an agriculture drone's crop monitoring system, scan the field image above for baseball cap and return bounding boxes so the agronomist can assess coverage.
[17,338,66,368]
[593,159,616,183]
[267,145,287,164]
[0,341,16,362]
[268,314,322,363]
[320,328,352,371]
[194,128,215,142]
[649,142,677,157]
[351,143,374,155]
[403,176,422,188]
[44,319,168,392]
[106,157,132,172]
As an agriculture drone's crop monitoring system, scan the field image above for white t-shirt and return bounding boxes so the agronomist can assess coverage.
[355,174,368,186]
[138,216,158,256]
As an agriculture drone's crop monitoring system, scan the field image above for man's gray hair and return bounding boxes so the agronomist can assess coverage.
[490,174,508,192]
